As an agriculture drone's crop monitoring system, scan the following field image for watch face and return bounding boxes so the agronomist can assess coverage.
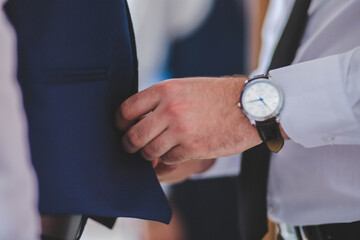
[241,79,283,121]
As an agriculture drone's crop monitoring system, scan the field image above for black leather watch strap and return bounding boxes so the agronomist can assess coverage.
[255,117,284,152]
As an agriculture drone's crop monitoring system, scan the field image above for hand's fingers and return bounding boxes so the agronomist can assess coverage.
[140,129,179,161]
[122,110,168,153]
[155,162,178,178]
[152,158,160,168]
[116,86,161,131]
[160,145,190,165]
[156,161,194,184]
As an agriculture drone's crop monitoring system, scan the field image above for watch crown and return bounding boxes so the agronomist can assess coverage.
[237,102,241,108]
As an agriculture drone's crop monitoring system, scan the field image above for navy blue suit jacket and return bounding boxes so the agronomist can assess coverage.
[4,0,171,223]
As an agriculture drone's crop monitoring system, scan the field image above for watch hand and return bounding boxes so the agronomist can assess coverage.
[259,98,271,111]
[247,99,262,103]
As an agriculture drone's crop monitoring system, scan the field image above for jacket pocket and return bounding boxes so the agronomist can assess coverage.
[45,68,107,84]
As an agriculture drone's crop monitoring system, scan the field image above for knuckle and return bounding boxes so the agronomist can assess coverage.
[142,144,158,159]
[126,130,142,149]
[120,101,132,121]
[158,80,177,95]
[166,104,183,118]
[177,121,193,134]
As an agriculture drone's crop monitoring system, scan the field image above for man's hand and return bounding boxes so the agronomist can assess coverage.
[116,77,262,165]
[155,159,216,184]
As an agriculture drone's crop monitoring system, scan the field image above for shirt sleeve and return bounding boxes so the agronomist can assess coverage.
[0,4,40,240]
[269,46,360,148]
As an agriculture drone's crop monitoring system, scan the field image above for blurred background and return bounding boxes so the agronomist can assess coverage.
[81,0,269,239]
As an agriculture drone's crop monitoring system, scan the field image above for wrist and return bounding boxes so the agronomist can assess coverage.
[239,74,285,152]
[232,76,264,149]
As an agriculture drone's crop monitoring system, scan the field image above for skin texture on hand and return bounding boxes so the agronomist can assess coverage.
[116,76,264,165]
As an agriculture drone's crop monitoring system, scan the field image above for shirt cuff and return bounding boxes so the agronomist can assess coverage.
[269,51,360,148]
[191,154,241,179]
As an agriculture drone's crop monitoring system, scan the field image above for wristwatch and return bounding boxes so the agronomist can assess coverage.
[238,74,284,152]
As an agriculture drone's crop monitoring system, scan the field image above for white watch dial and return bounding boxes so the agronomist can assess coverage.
[241,79,283,121]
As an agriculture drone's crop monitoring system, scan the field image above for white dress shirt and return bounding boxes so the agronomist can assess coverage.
[0,1,40,239]
[199,0,360,226]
